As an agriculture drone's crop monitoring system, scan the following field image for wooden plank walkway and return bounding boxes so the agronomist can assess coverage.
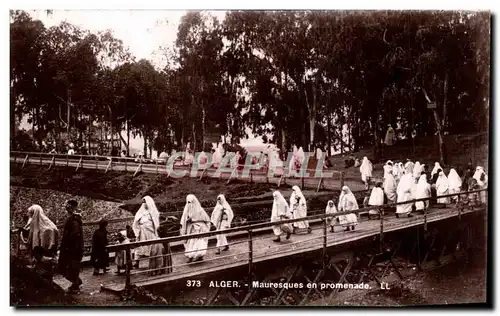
[53,203,484,294]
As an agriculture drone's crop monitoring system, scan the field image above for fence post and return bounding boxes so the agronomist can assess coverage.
[105,158,112,173]
[66,154,69,167]
[322,216,327,273]
[340,171,345,189]
[301,173,305,190]
[250,169,253,183]
[14,155,17,164]
[95,156,98,170]
[248,230,253,290]
[39,153,42,166]
[124,158,127,172]
[125,248,132,289]
[48,156,55,170]
[155,160,159,174]
[76,157,83,172]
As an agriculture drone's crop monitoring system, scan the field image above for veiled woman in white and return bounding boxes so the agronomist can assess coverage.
[448,168,462,202]
[210,194,234,254]
[271,191,293,242]
[405,160,415,175]
[431,162,443,179]
[25,205,59,256]
[415,174,431,212]
[180,194,211,262]
[325,200,338,233]
[359,157,373,189]
[436,171,450,205]
[473,166,488,204]
[132,196,160,268]
[396,171,414,218]
[383,169,397,204]
[368,182,385,219]
[289,186,311,234]
[338,186,359,231]
[212,145,223,168]
[413,161,423,179]
[288,145,299,173]
[393,163,403,184]
[383,161,394,179]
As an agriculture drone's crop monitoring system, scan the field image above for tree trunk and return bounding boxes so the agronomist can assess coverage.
[67,89,71,135]
[326,97,332,157]
[143,135,148,159]
[442,73,448,131]
[127,120,130,156]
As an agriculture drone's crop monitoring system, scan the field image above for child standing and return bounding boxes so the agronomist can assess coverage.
[91,219,109,276]
[115,230,131,275]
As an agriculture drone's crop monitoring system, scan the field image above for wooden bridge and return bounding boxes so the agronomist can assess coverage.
[10,151,354,192]
[45,189,487,306]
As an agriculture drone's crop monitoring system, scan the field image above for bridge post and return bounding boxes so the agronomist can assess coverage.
[155,160,159,174]
[66,154,69,167]
[76,157,83,172]
[340,171,344,189]
[125,248,132,289]
[95,156,98,170]
[322,216,327,273]
[39,153,42,166]
[424,206,428,232]
[379,207,384,253]
[248,229,253,290]
[301,174,305,190]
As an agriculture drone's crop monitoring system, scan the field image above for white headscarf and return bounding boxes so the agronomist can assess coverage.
[271,191,291,222]
[338,186,359,211]
[132,195,160,237]
[360,156,373,177]
[436,171,449,195]
[431,162,442,178]
[397,173,414,196]
[448,168,462,191]
[404,161,415,175]
[26,205,59,251]
[210,194,234,227]
[180,194,210,236]
[296,147,305,164]
[325,200,337,215]
[473,166,487,187]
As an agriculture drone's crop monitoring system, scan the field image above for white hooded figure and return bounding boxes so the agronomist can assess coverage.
[325,200,338,233]
[413,161,423,179]
[405,161,415,176]
[431,162,443,179]
[384,124,396,146]
[337,186,359,231]
[415,174,431,211]
[132,196,160,263]
[383,169,397,204]
[473,166,488,203]
[436,171,450,205]
[289,185,310,233]
[359,157,373,189]
[210,194,234,254]
[368,183,385,217]
[212,145,223,168]
[180,194,211,262]
[396,172,414,217]
[271,191,293,242]
[297,147,305,168]
[447,168,462,202]
[393,163,403,184]
[316,147,323,160]
[288,145,299,173]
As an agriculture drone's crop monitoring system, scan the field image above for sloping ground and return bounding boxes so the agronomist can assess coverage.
[10,257,76,306]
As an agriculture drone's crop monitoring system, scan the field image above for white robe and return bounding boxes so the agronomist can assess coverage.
[180,194,211,259]
[271,191,293,236]
[383,173,397,203]
[325,201,337,228]
[473,167,488,203]
[448,169,462,201]
[368,187,384,215]
[290,186,309,229]
[431,162,443,178]
[385,127,395,146]
[415,175,431,211]
[413,162,423,178]
[396,174,414,215]
[132,196,160,257]
[338,188,359,227]
[359,157,373,183]
[211,194,234,249]
[436,173,450,204]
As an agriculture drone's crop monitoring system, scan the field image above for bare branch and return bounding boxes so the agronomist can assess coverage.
[421,87,432,103]
[383,28,390,45]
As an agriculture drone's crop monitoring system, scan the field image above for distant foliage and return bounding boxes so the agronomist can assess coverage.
[10,10,490,155]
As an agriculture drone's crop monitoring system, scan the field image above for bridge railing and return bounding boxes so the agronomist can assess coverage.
[104,188,487,290]
[10,150,348,191]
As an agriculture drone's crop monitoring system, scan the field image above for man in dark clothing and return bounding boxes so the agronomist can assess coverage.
[58,200,84,294]
[91,219,109,276]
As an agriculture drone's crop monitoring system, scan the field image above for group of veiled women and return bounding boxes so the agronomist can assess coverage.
[365,159,488,219]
